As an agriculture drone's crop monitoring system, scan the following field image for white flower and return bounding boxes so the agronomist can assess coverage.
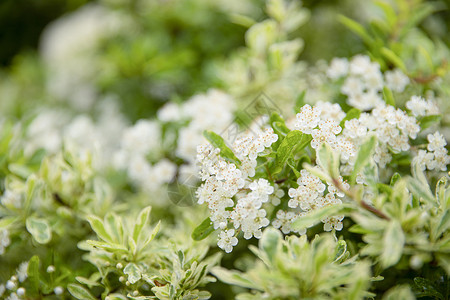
[427,132,447,152]
[342,77,364,97]
[413,150,436,171]
[54,286,64,295]
[385,69,409,92]
[294,104,321,134]
[327,57,349,79]
[1,190,23,209]
[249,179,274,203]
[17,262,29,282]
[121,120,160,156]
[315,101,346,123]
[349,55,373,75]
[217,229,238,253]
[272,210,296,234]
[0,229,10,255]
[157,102,181,122]
[323,215,344,231]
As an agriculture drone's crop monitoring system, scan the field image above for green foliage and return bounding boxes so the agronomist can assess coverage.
[213,228,372,299]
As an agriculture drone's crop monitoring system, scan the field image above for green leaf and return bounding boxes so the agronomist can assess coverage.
[259,228,281,264]
[381,47,407,73]
[273,130,311,175]
[351,135,377,184]
[291,203,354,230]
[270,112,290,136]
[334,240,347,262]
[338,15,374,45]
[27,256,40,295]
[339,108,361,128]
[381,220,405,268]
[192,217,214,241]
[413,277,444,299]
[419,115,442,130]
[133,206,152,243]
[390,173,401,186]
[68,284,97,300]
[382,86,395,106]
[86,215,113,243]
[294,91,306,113]
[203,130,241,165]
[26,217,52,244]
[124,263,142,284]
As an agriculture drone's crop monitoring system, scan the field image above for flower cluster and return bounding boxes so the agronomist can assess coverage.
[0,262,28,300]
[342,104,420,171]
[405,95,440,117]
[196,127,278,252]
[413,131,449,171]
[286,170,348,232]
[328,55,410,110]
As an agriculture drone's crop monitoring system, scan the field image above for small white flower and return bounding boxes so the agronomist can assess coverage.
[217,229,238,253]
[385,68,409,92]
[17,262,29,282]
[249,179,274,203]
[294,104,321,134]
[427,132,447,152]
[54,286,64,295]
[327,57,349,79]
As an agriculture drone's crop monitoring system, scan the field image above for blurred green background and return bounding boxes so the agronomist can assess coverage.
[1,0,450,67]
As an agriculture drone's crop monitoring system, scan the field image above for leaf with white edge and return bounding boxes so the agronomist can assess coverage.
[104,213,124,244]
[192,217,215,241]
[419,115,442,130]
[351,135,377,184]
[68,284,97,300]
[124,263,142,284]
[203,130,241,165]
[434,210,450,239]
[76,276,101,287]
[302,163,332,184]
[381,220,405,268]
[382,285,414,300]
[291,203,354,231]
[26,217,52,244]
[141,221,161,249]
[334,240,347,262]
[133,206,152,243]
[211,267,260,290]
[406,177,436,207]
[317,143,340,179]
[259,228,281,264]
[86,240,128,252]
[86,215,112,243]
[273,130,311,175]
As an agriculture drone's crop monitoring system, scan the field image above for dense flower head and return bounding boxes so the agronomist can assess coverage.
[327,55,410,111]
